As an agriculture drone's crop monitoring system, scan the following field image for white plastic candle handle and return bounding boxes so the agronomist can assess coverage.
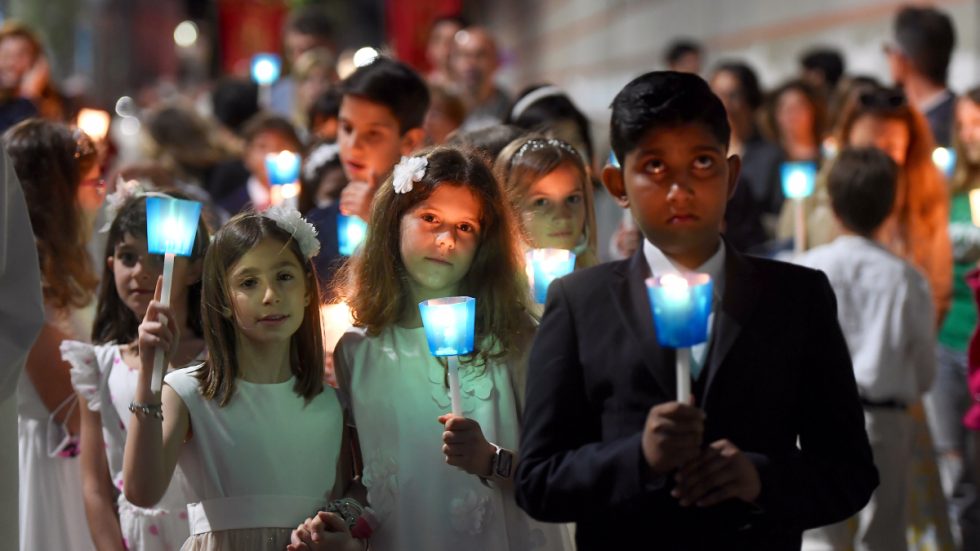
[794,198,806,255]
[676,347,691,403]
[151,253,175,393]
[448,355,463,417]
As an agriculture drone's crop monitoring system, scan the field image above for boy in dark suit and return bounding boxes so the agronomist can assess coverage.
[514,71,878,550]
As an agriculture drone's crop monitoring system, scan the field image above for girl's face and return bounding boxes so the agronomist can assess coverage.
[227,238,309,346]
[520,162,586,250]
[776,89,815,142]
[957,99,980,164]
[108,233,194,318]
[400,184,482,302]
[848,114,910,166]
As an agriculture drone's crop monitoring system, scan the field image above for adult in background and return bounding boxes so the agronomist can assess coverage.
[664,39,703,75]
[452,26,511,131]
[425,15,466,88]
[885,5,957,147]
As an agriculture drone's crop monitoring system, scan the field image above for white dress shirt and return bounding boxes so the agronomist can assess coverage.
[798,235,936,403]
[643,239,726,379]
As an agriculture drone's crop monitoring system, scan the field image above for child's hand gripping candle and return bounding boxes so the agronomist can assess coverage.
[266,150,302,209]
[780,161,817,254]
[145,196,203,392]
[418,296,477,416]
[645,273,713,402]
[525,248,576,304]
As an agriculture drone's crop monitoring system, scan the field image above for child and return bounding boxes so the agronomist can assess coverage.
[308,57,428,288]
[308,147,570,550]
[514,71,878,550]
[63,191,209,550]
[797,147,935,550]
[122,207,356,550]
[495,135,599,269]
[207,113,303,216]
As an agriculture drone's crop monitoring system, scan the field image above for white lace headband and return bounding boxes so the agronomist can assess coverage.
[263,205,321,259]
[510,85,564,121]
[304,142,340,181]
[99,178,170,233]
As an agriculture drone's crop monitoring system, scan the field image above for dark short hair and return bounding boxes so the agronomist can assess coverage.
[894,5,955,85]
[285,5,334,39]
[240,112,302,149]
[713,61,764,111]
[431,14,469,31]
[800,48,845,88]
[212,77,260,135]
[827,147,898,236]
[447,124,527,165]
[340,57,430,133]
[307,87,341,131]
[507,84,594,164]
[609,71,730,164]
[665,39,702,66]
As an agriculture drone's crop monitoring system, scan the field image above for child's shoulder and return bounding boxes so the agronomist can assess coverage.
[164,363,206,395]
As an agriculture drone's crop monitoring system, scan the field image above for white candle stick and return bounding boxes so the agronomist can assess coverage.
[151,252,175,393]
[676,347,691,403]
[447,355,463,416]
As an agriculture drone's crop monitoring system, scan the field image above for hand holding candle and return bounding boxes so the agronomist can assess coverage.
[419,297,476,416]
[145,196,203,392]
[646,273,713,403]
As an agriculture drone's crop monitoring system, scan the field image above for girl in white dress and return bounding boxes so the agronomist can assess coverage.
[10,119,102,551]
[292,148,572,550]
[63,192,209,550]
[123,208,357,550]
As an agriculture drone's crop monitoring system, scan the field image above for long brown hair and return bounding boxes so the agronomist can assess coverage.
[834,85,948,263]
[92,194,209,345]
[494,135,599,269]
[952,87,980,195]
[336,146,531,366]
[199,212,324,406]
[5,118,98,310]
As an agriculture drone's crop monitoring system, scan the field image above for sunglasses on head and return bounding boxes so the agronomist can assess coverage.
[857,88,907,110]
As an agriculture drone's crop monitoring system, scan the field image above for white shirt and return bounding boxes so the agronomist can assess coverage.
[643,239,726,377]
[798,235,936,403]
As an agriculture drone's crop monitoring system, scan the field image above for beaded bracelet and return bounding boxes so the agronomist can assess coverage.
[129,401,163,420]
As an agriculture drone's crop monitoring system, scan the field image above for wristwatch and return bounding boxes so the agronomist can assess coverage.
[489,443,514,480]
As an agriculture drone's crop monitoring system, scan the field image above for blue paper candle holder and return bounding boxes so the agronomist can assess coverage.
[250,53,282,86]
[146,197,203,257]
[418,297,476,357]
[526,249,576,304]
[781,161,817,199]
[337,214,368,256]
[646,273,713,348]
[933,147,957,178]
[266,151,301,185]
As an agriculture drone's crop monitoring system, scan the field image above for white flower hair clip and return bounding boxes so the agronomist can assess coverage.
[304,142,340,181]
[392,155,427,194]
[264,205,321,259]
[99,178,153,233]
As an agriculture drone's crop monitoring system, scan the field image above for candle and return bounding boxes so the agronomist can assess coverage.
[265,151,301,209]
[781,161,817,254]
[251,53,281,108]
[145,197,203,392]
[525,248,576,304]
[76,108,111,141]
[969,189,980,227]
[932,147,956,178]
[337,214,368,256]
[645,273,713,402]
[320,302,355,352]
[418,296,477,416]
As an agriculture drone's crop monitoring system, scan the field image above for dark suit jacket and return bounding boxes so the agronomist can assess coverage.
[924,92,956,148]
[515,242,878,550]
[207,159,253,216]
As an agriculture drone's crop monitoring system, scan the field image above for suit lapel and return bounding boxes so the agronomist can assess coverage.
[701,243,761,408]
[609,251,675,398]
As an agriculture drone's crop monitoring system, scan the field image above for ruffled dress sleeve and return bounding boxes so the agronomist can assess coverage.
[61,340,103,411]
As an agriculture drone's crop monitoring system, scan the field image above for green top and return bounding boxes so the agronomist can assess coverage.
[939,193,980,351]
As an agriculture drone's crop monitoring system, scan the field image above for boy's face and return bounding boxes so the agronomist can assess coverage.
[602,123,739,264]
[339,95,418,183]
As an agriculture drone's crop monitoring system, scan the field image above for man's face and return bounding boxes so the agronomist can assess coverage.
[285,31,328,66]
[451,29,497,94]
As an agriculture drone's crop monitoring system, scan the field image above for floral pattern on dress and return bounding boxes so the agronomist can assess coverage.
[362,453,398,520]
[428,359,495,414]
[449,489,493,536]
